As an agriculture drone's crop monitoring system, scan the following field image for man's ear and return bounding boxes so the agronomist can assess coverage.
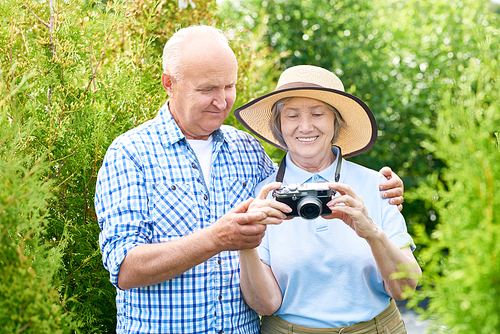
[161,72,175,95]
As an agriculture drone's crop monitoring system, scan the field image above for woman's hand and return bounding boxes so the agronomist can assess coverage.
[247,182,291,225]
[323,182,379,241]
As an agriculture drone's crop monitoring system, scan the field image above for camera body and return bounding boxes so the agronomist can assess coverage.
[273,182,334,220]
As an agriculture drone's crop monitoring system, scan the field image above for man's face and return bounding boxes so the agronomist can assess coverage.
[164,39,238,140]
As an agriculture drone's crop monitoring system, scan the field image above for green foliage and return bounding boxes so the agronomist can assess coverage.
[407,36,500,333]
[492,2,500,15]
[0,65,75,332]
[3,0,497,330]
[219,0,499,234]
[221,1,500,330]
[1,0,274,331]
[1,1,138,331]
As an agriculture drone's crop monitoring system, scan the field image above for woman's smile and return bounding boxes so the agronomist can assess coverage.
[296,136,319,143]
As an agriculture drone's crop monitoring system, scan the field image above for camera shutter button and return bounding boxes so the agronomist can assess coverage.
[288,184,297,191]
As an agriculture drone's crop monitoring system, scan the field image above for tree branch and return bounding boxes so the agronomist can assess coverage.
[83,23,117,95]
[23,4,49,28]
[48,0,55,59]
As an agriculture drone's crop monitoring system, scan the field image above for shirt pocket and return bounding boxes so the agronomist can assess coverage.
[151,182,198,239]
[222,178,255,209]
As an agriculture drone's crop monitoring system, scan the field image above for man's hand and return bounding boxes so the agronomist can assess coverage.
[379,166,404,211]
[212,183,291,251]
[211,199,268,251]
[247,182,291,224]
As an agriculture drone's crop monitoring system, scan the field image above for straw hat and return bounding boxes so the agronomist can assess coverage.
[234,65,377,158]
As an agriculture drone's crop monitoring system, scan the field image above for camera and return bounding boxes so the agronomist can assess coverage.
[272,182,334,220]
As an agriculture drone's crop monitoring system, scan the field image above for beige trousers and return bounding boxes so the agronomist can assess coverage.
[260,299,407,334]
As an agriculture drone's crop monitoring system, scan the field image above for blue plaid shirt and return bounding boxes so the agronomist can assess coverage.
[95,102,276,334]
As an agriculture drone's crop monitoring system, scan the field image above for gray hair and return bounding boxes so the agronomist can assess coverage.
[270,97,347,149]
[162,25,229,79]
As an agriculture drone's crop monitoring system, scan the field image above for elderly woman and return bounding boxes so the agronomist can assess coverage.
[234,65,421,334]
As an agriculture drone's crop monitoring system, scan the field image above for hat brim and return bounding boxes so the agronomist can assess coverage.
[234,86,377,158]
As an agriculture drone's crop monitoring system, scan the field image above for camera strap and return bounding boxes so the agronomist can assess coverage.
[275,146,342,183]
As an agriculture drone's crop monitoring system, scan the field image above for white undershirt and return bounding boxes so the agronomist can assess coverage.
[187,135,214,187]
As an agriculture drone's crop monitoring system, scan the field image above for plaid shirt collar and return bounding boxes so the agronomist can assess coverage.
[156,101,228,149]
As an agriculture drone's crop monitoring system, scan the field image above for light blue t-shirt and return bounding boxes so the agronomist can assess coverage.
[255,149,415,328]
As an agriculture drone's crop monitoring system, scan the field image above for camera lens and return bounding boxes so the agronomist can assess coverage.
[297,196,322,220]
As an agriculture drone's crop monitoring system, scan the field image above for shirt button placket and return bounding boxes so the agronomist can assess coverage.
[219,253,231,334]
[214,257,223,333]
[216,292,223,334]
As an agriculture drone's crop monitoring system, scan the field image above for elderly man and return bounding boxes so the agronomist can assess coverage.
[95,25,404,334]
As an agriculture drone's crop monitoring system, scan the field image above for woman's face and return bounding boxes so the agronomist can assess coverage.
[280,97,336,170]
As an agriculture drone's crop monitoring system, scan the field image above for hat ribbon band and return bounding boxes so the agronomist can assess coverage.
[276,82,324,91]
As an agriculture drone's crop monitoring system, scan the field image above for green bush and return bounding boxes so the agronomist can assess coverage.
[0,66,75,332]
[408,37,500,333]
[1,0,272,331]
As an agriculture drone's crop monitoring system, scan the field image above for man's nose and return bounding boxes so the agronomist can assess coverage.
[212,90,227,110]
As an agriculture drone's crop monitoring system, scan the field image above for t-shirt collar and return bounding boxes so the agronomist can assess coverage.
[156,101,225,147]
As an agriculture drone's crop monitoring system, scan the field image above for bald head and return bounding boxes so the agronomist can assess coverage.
[163,25,235,80]
[179,37,237,81]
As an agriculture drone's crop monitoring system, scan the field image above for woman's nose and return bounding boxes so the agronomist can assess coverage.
[298,116,314,132]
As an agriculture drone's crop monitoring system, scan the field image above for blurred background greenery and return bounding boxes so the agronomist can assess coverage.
[1,0,498,332]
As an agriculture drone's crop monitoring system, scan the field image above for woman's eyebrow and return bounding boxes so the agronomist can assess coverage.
[283,104,326,111]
